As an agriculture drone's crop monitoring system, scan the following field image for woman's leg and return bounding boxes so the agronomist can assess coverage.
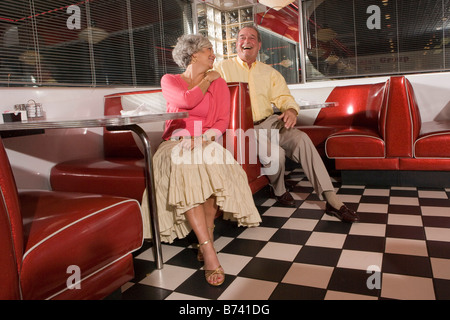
[203,196,218,239]
[184,200,224,285]
[196,196,217,262]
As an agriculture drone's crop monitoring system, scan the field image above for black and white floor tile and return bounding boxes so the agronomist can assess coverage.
[117,167,450,301]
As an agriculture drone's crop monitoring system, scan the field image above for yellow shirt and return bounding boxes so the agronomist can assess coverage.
[214,56,299,122]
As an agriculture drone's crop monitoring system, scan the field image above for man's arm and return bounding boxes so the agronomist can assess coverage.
[270,69,299,129]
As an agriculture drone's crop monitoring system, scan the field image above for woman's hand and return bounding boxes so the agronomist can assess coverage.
[180,136,204,150]
[204,70,221,83]
[198,70,221,94]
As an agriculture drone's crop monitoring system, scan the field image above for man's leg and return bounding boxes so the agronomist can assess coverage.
[280,129,334,197]
[254,116,294,206]
[280,128,360,222]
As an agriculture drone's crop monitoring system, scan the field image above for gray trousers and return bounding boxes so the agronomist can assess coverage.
[254,115,334,198]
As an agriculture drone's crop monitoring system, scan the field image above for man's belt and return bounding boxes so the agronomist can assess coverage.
[253,117,268,126]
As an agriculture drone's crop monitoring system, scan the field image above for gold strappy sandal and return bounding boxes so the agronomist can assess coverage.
[197,225,215,262]
[204,266,225,287]
[198,239,225,286]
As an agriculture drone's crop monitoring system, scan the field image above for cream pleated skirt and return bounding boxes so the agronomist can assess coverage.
[141,139,261,243]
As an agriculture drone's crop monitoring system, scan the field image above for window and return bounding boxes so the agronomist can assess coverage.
[193,0,300,84]
[303,0,450,81]
[256,2,300,83]
[260,28,299,84]
[0,0,192,87]
[5,1,448,86]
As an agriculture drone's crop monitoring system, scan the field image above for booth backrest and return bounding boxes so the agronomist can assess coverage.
[0,139,23,299]
[226,82,261,185]
[316,82,388,131]
[384,76,421,157]
[103,90,165,158]
[405,77,423,141]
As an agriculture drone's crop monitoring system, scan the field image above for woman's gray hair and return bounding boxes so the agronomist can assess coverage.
[172,34,212,68]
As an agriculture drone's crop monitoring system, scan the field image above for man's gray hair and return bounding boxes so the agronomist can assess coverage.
[172,34,212,68]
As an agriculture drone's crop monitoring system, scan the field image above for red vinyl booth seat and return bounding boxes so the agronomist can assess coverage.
[326,128,386,158]
[50,89,149,202]
[50,83,268,205]
[394,77,450,171]
[0,137,143,300]
[321,76,450,173]
[322,79,393,169]
[50,157,146,202]
[414,121,450,159]
[297,81,388,158]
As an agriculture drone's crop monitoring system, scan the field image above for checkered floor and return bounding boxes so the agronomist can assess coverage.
[117,167,450,300]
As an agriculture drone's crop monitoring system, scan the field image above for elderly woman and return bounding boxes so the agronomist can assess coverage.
[151,34,261,286]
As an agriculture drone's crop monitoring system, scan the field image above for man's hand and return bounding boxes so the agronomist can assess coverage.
[277,108,298,129]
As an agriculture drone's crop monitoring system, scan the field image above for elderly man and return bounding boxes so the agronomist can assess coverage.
[214,25,359,223]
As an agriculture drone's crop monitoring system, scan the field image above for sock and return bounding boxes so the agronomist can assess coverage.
[323,190,344,210]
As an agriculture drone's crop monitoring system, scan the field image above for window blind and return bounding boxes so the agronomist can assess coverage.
[303,0,450,81]
[0,0,192,87]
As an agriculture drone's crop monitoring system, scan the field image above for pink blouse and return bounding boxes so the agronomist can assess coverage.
[160,74,230,140]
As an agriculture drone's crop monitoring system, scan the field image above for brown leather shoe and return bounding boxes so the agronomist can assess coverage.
[275,191,296,207]
[325,203,360,223]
